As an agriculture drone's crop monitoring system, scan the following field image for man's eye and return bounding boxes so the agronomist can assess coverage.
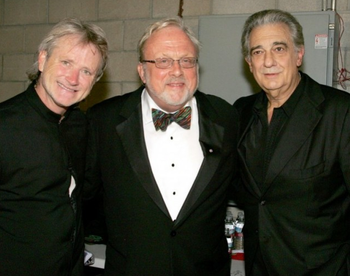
[275,47,285,52]
[160,59,170,64]
[83,70,92,76]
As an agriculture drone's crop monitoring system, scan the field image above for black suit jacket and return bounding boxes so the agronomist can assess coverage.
[85,87,238,276]
[233,73,350,275]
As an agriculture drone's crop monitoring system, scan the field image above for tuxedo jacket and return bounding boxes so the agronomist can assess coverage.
[85,87,238,276]
[233,73,350,275]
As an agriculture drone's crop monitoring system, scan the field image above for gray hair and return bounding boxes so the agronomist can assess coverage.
[27,18,108,82]
[241,9,304,60]
[137,17,201,61]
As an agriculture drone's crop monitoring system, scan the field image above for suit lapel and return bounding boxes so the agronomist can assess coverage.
[116,89,171,218]
[237,99,262,198]
[237,76,325,195]
[264,84,323,187]
[175,93,225,225]
[116,91,229,223]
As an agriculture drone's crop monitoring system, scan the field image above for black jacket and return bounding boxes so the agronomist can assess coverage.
[233,73,350,275]
[0,82,87,276]
[85,87,239,276]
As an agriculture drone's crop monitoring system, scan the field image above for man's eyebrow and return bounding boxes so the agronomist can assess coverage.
[250,41,288,54]
[250,45,263,54]
[272,41,288,47]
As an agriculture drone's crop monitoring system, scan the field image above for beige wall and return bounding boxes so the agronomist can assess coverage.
[1,0,350,109]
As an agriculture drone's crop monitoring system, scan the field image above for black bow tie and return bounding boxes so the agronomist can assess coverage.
[152,106,192,131]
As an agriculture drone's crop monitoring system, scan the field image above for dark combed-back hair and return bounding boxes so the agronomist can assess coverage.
[241,9,304,60]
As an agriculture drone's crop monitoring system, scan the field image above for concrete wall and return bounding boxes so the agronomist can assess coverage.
[1,0,350,109]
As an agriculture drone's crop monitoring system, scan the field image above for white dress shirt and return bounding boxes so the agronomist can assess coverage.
[141,90,204,220]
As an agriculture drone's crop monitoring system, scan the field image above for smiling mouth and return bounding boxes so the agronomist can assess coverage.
[58,82,77,92]
[263,70,281,75]
[168,82,184,87]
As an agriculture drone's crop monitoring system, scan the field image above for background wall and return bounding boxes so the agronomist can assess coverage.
[0,0,350,110]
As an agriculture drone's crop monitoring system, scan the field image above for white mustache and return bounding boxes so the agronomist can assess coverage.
[166,78,186,83]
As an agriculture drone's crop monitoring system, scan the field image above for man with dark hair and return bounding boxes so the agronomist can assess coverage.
[234,9,350,275]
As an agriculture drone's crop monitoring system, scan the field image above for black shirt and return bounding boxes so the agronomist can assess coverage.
[243,74,304,191]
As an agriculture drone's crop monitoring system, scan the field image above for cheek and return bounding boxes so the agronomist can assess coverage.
[81,77,95,90]
[250,66,259,76]
[149,71,168,85]
[183,69,197,81]
[44,63,66,77]
[156,70,168,78]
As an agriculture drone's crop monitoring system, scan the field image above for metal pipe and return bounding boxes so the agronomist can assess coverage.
[331,0,336,11]
[322,0,327,11]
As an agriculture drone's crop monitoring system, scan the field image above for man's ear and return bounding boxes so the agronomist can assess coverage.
[296,46,305,67]
[245,57,252,72]
[38,51,48,72]
[137,62,146,84]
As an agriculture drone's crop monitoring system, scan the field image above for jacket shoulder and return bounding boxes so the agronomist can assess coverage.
[87,87,142,117]
[233,93,260,118]
[320,83,350,101]
[89,92,131,112]
[0,91,26,112]
[302,73,350,109]
[233,93,258,108]
[195,91,232,114]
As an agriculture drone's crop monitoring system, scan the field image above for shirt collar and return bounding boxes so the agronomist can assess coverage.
[253,71,304,117]
[282,72,304,116]
[26,81,75,124]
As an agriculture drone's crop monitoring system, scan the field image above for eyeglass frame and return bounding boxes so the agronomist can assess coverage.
[141,57,198,69]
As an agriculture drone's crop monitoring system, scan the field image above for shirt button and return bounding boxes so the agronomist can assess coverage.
[260,200,266,206]
[170,231,177,237]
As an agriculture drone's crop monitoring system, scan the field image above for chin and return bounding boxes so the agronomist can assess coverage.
[161,94,188,106]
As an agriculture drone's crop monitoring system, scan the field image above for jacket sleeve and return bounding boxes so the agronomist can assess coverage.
[84,108,103,201]
[339,101,350,193]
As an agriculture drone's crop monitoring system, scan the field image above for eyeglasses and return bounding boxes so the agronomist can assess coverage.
[141,57,198,69]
